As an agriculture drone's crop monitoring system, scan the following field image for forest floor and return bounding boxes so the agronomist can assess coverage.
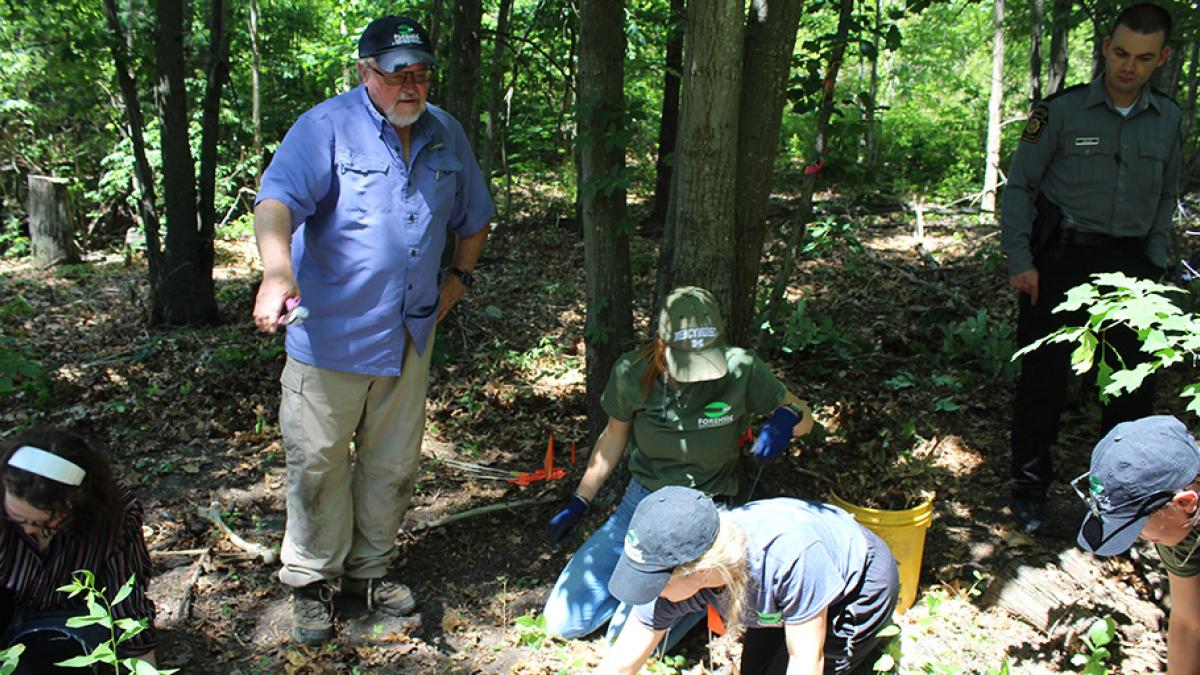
[1,188,1197,674]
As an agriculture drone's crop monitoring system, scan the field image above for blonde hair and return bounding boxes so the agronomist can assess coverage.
[670,511,750,637]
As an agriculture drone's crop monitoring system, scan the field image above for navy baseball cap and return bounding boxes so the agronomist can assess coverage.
[358,16,437,71]
[608,486,720,605]
[1078,415,1200,556]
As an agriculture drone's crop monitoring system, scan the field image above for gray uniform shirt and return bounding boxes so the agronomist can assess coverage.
[1000,75,1181,276]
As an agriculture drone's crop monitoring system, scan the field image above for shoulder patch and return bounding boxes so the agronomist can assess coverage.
[1020,105,1050,144]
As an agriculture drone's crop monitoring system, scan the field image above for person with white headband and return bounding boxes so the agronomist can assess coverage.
[0,429,159,671]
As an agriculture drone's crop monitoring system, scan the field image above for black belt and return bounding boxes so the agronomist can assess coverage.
[1063,229,1145,250]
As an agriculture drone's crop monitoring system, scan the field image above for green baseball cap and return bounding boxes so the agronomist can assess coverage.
[657,286,727,383]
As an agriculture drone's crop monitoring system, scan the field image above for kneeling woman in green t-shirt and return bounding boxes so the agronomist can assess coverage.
[542,286,813,644]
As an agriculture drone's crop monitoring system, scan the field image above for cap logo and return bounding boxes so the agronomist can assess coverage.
[673,327,717,349]
[392,26,423,46]
[624,530,645,563]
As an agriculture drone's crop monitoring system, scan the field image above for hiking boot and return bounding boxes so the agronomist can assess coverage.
[1009,496,1048,534]
[343,577,417,617]
[291,581,334,645]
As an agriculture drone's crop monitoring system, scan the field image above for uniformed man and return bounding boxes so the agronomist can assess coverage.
[1000,3,1180,532]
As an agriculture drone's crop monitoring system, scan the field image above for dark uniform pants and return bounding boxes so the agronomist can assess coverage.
[1010,236,1160,501]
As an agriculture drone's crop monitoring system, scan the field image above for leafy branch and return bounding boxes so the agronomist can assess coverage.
[55,569,176,674]
[1012,273,1200,416]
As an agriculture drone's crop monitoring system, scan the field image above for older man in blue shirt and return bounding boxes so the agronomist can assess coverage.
[251,16,493,644]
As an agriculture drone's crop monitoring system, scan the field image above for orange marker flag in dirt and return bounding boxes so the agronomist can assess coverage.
[544,433,555,477]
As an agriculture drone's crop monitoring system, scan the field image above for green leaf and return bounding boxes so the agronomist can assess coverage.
[875,624,901,638]
[872,653,895,671]
[1057,284,1099,312]
[1103,362,1156,397]
[1088,617,1115,647]
[1069,332,1098,375]
[111,574,137,606]
[55,655,101,668]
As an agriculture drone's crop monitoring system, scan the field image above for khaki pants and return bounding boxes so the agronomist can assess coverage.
[277,335,433,588]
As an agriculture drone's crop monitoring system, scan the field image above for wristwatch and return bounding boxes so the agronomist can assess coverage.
[449,267,475,288]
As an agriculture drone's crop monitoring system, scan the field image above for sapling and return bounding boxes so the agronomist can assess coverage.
[55,569,176,674]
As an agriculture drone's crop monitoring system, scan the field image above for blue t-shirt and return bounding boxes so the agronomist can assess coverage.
[257,86,494,375]
[634,498,869,630]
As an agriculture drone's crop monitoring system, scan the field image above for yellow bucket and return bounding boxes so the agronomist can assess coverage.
[828,493,933,613]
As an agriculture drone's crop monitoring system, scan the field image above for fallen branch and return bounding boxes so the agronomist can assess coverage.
[861,250,972,313]
[150,548,211,558]
[408,495,558,533]
[175,548,211,623]
[201,502,278,565]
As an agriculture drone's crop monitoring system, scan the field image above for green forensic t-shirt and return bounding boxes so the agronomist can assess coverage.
[601,346,787,496]
[1157,527,1200,578]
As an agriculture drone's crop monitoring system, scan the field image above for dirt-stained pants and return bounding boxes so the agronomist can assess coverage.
[277,334,433,588]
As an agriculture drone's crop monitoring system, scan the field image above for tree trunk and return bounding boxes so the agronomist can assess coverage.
[447,0,483,146]
[1030,0,1043,105]
[728,0,804,345]
[981,0,1005,215]
[27,176,78,265]
[199,0,229,297]
[101,0,162,280]
[578,0,634,442]
[249,0,262,163]
[766,0,854,322]
[1183,40,1198,141]
[1046,0,1070,95]
[865,0,882,168]
[643,0,684,233]
[481,0,514,186]
[154,0,217,325]
[666,0,744,315]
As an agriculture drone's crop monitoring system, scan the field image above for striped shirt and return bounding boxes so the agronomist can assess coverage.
[0,486,157,656]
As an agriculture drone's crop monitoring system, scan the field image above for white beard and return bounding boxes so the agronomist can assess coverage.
[387,102,426,129]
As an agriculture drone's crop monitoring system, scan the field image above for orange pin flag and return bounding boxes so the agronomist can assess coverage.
[544,433,555,477]
[707,604,726,635]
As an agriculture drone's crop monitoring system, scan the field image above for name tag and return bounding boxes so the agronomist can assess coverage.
[1074,137,1100,146]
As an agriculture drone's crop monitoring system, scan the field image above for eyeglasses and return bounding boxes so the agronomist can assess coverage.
[1071,471,1174,550]
[367,64,433,87]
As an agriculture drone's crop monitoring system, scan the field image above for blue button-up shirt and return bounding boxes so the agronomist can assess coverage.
[257,87,494,376]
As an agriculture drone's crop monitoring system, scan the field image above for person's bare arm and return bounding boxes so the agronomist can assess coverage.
[575,418,632,502]
[1168,572,1200,674]
[438,226,489,322]
[783,608,829,675]
[252,199,299,333]
[780,391,815,438]
[594,617,666,675]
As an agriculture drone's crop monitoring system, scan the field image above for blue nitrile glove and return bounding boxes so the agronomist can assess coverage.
[548,494,590,543]
[751,406,800,462]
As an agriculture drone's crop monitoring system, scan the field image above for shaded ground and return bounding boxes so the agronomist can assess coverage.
[1,191,1196,673]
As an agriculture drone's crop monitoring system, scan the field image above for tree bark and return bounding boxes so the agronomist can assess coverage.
[766,0,854,321]
[1030,0,1044,105]
[981,0,1005,215]
[447,0,483,147]
[643,0,684,233]
[665,0,744,315]
[154,0,217,325]
[101,0,162,280]
[1046,0,1070,95]
[199,0,229,299]
[865,0,882,168]
[249,0,262,162]
[27,176,78,265]
[729,0,804,345]
[578,0,634,442]
[481,0,514,187]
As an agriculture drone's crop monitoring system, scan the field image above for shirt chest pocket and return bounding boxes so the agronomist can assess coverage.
[336,151,392,204]
[1133,139,1169,194]
[1061,136,1112,182]
[423,154,463,218]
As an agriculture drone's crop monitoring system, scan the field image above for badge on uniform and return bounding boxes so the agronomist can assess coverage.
[1020,105,1049,144]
